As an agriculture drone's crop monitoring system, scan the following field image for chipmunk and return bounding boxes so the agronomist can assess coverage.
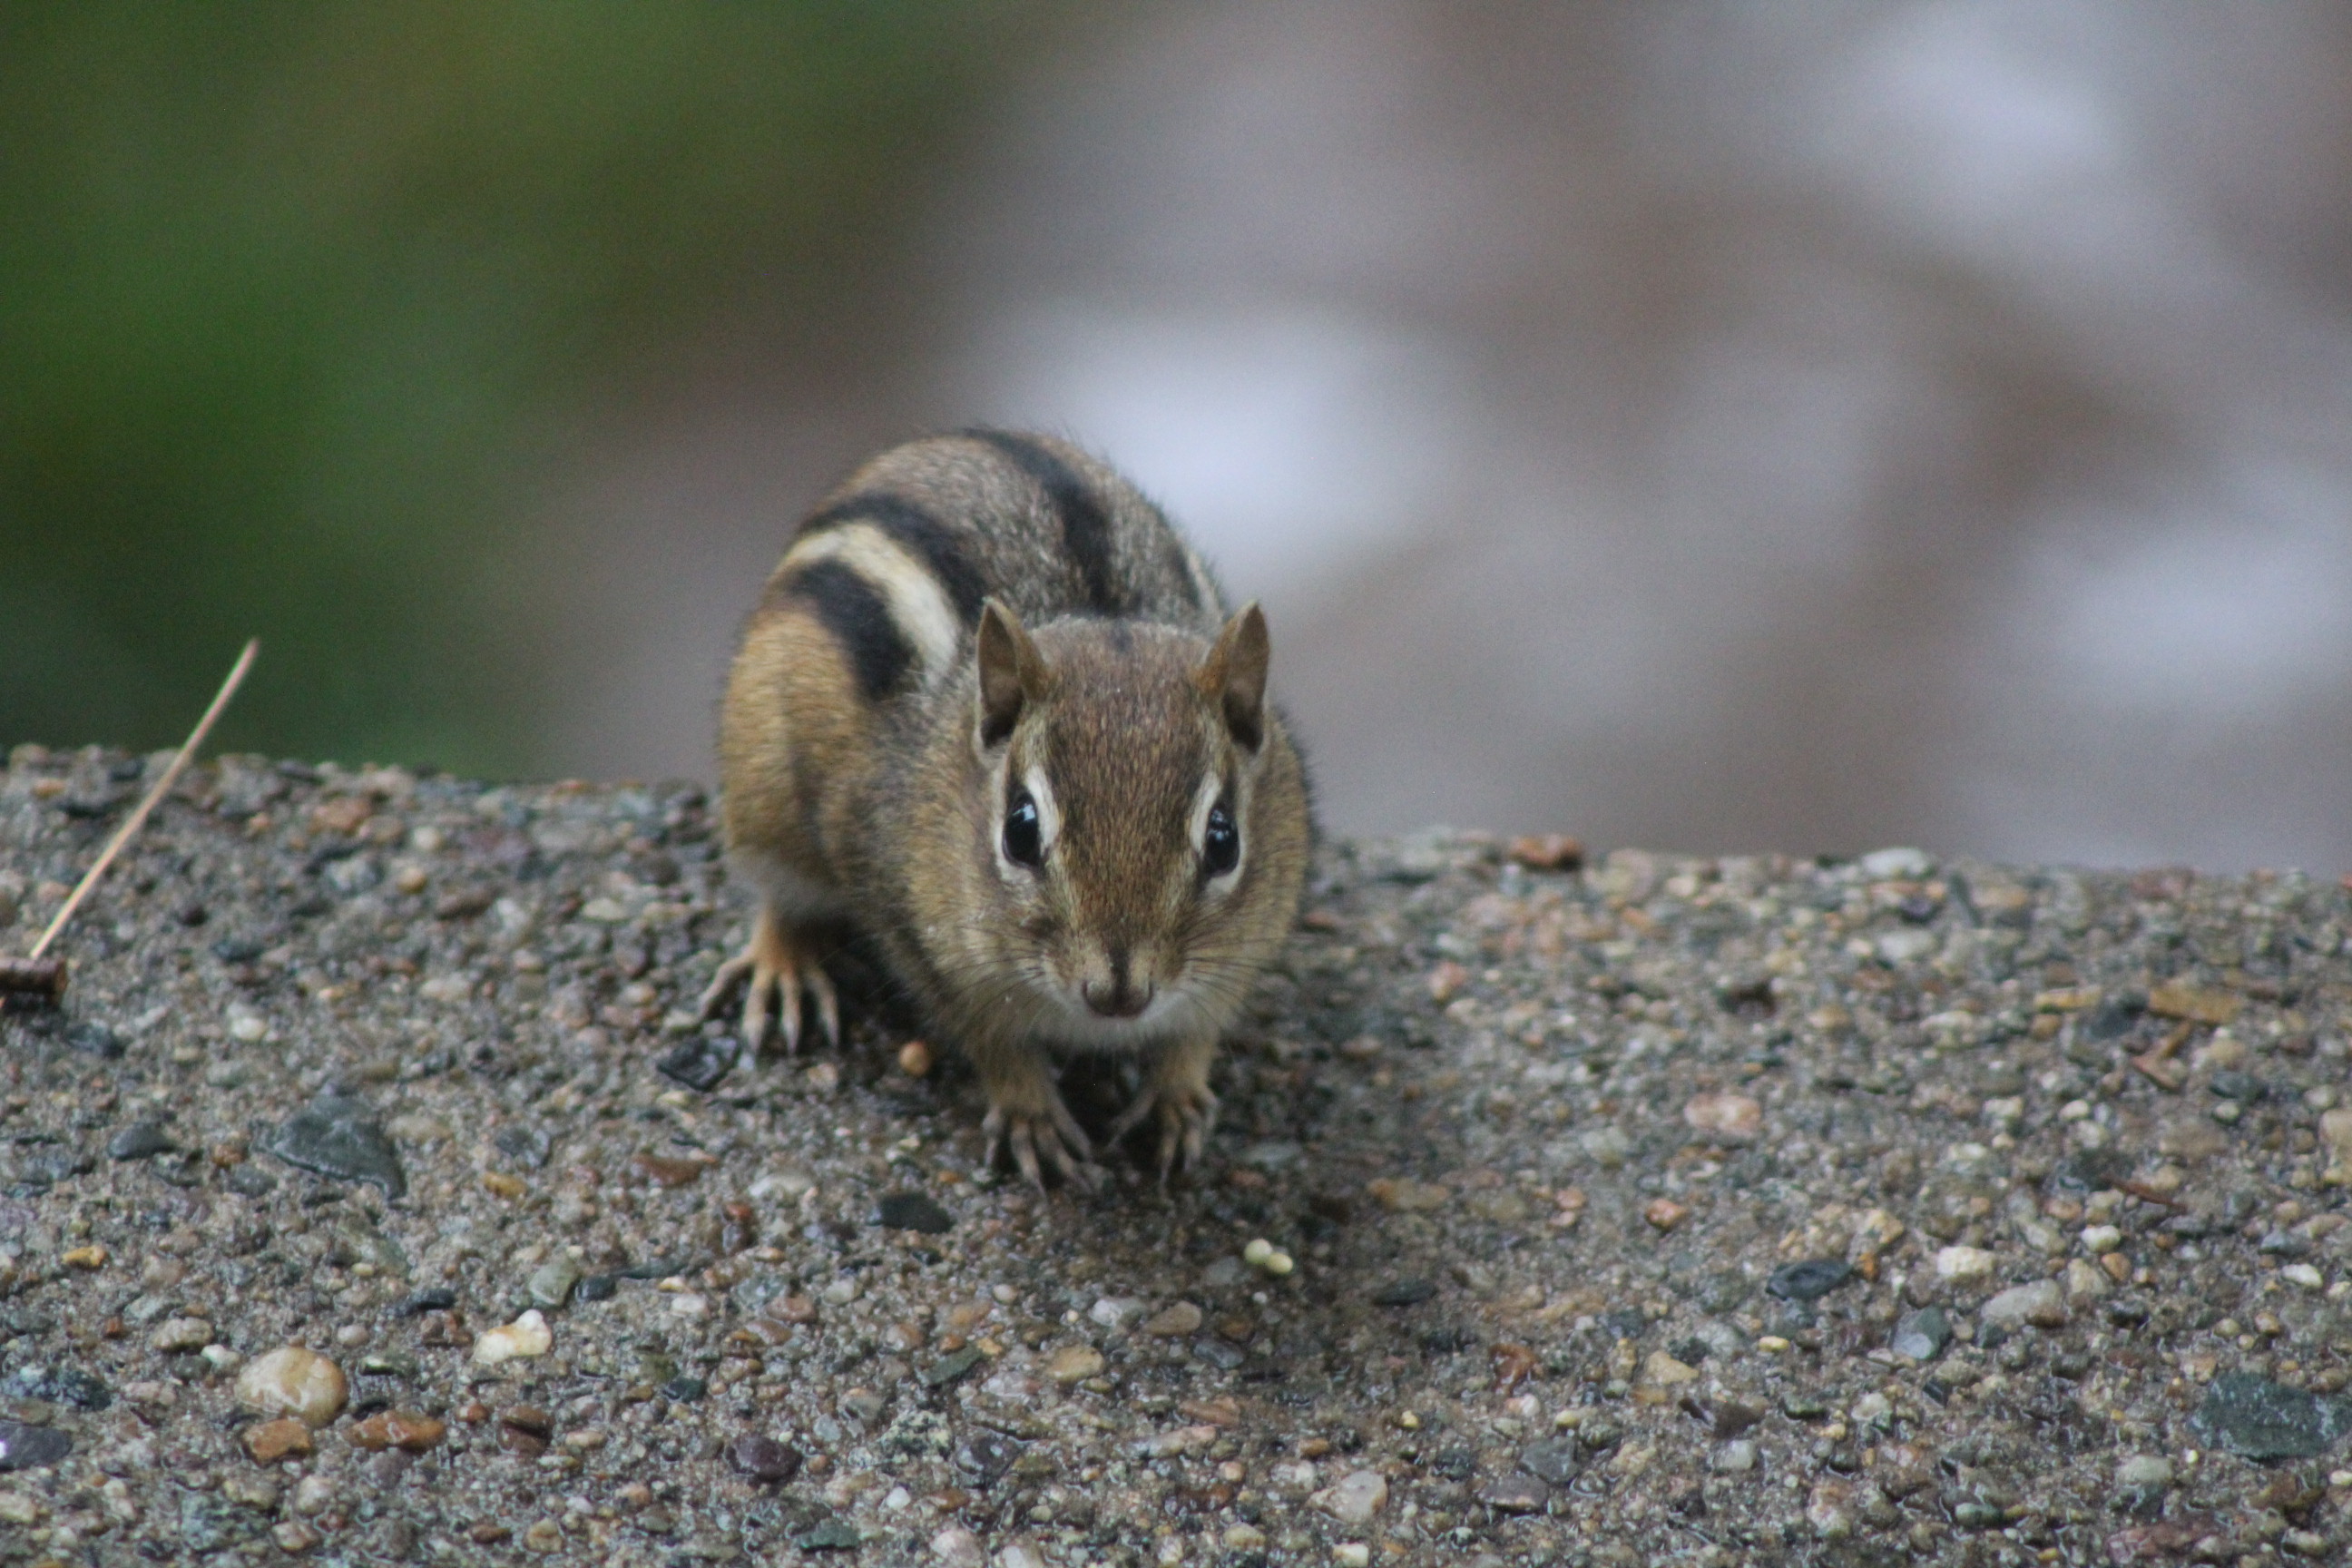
[703,431,1311,1185]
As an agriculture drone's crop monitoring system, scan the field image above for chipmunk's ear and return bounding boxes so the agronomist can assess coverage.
[1195,602,1269,751]
[975,598,1046,750]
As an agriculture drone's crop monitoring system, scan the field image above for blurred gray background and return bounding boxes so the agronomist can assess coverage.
[13,2,2352,871]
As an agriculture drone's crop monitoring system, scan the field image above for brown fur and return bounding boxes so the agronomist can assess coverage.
[708,432,1312,1183]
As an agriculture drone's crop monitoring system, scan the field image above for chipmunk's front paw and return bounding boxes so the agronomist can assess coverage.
[698,907,838,1054]
[982,1093,1097,1191]
[1109,1073,1219,1181]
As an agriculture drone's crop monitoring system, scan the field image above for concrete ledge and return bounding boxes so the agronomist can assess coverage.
[1,746,2349,1565]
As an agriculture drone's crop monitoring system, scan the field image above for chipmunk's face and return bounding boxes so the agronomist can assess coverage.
[966,600,1289,1047]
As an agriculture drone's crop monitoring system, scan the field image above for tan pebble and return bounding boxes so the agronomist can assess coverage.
[1426,962,1470,1004]
[0,1491,43,1525]
[61,1244,107,1269]
[2321,1107,2352,1161]
[1681,1092,1761,1144]
[2101,1250,2133,1284]
[482,1171,527,1200]
[1143,1301,1204,1338]
[2147,983,2239,1026]
[1934,1245,1997,1280]
[244,1416,314,1463]
[523,1518,564,1553]
[472,1309,554,1366]
[348,1410,447,1453]
[1045,1345,1105,1385]
[272,1520,322,1554]
[1640,1351,1699,1387]
[235,1347,348,1428]
[1367,1178,1449,1213]
[149,1316,213,1353]
[1507,834,1583,871]
[897,1039,933,1077]
[1642,1198,1690,1231]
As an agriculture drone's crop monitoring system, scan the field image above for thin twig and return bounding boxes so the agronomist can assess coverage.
[29,639,259,962]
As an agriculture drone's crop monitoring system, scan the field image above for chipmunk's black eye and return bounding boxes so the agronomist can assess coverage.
[1202,801,1240,877]
[1003,792,1044,869]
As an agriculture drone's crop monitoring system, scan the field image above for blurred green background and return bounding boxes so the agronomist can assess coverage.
[0,1,1031,775]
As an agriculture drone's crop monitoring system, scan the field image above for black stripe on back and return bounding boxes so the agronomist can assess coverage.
[963,429,1126,613]
[782,558,914,701]
[799,493,988,624]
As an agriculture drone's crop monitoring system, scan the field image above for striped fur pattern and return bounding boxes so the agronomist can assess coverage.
[710,431,1311,1183]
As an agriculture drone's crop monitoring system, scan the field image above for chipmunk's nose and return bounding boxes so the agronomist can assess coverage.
[1083,949,1152,1018]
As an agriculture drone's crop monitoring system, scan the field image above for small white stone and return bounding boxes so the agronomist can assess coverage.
[1858,847,1934,879]
[2282,1264,2325,1290]
[1332,1547,1372,1568]
[1981,1279,2064,1328]
[929,1527,985,1568]
[667,1292,710,1319]
[1712,1440,1758,1474]
[1935,1246,1998,1280]
[929,1527,986,1568]
[233,1347,348,1428]
[1088,1297,1147,1330]
[1875,929,1937,965]
[226,1005,269,1043]
[1242,1239,1274,1266]
[2080,1225,2123,1254]
[1311,1470,1389,1524]
[471,1309,553,1366]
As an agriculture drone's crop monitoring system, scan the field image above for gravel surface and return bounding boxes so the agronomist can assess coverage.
[3,743,2350,1567]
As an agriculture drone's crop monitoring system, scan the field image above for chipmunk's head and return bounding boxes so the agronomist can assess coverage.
[961,598,1308,1047]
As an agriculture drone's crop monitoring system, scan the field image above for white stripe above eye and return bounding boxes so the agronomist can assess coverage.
[1024,766,1063,858]
[1188,770,1221,855]
[780,523,961,681]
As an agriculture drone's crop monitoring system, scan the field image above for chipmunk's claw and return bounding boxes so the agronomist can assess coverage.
[1110,1078,1218,1182]
[984,1098,1097,1191]
[699,910,838,1055]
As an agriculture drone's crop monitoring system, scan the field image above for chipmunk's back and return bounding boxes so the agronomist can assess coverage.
[763,430,1225,703]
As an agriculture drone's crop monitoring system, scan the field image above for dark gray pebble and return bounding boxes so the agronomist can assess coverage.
[394,1287,457,1318]
[730,1434,803,1484]
[658,1034,739,1093]
[0,1418,72,1471]
[2,1363,111,1410]
[106,1120,174,1161]
[64,1022,122,1059]
[661,1376,707,1403]
[1600,1308,1647,1339]
[492,1125,552,1170]
[576,1274,618,1303]
[1373,1278,1436,1308]
[223,1163,276,1197]
[2191,1372,2352,1460]
[874,1191,954,1234]
[955,1432,1021,1485]
[2208,1069,2266,1102]
[1891,1305,1952,1362]
[1476,1473,1552,1514]
[795,1519,861,1552]
[265,1093,407,1199]
[921,1348,985,1387]
[1518,1437,1581,1485]
[1765,1259,1855,1302]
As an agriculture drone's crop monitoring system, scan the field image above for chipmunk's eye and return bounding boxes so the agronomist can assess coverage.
[1003,791,1044,869]
[1202,801,1240,877]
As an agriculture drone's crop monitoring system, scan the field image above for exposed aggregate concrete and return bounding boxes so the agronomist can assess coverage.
[2,743,2350,1566]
